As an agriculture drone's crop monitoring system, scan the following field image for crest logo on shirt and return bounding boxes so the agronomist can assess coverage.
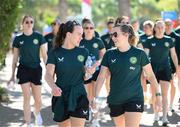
[151,43,156,47]
[58,57,64,62]
[165,42,169,47]
[172,38,175,42]
[33,39,39,45]
[77,55,85,62]
[93,43,98,48]
[20,41,24,45]
[129,57,137,64]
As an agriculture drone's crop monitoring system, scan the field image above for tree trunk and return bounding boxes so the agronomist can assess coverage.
[58,0,68,23]
[118,0,131,17]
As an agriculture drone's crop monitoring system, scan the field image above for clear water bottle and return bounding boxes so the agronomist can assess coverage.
[91,56,99,71]
[85,56,93,80]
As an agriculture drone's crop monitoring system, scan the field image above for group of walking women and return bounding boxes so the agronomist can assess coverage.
[8,14,180,127]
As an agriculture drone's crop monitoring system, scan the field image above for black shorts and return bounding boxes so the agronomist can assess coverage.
[109,101,144,117]
[52,95,89,122]
[152,65,172,83]
[16,64,42,85]
[84,66,100,84]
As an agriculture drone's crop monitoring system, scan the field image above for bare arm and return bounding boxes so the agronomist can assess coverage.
[94,66,110,97]
[144,48,149,56]
[10,47,19,81]
[170,47,178,69]
[45,64,62,96]
[40,43,47,65]
[143,63,160,94]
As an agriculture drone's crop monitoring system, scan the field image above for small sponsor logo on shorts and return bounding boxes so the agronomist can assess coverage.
[136,104,141,109]
[58,57,64,62]
[80,45,85,48]
[93,43,98,48]
[82,110,88,115]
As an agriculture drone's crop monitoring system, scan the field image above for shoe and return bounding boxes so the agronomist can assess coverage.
[91,119,100,127]
[88,108,93,122]
[26,123,33,127]
[162,118,169,126]
[33,112,43,126]
[153,120,159,126]
[154,113,159,121]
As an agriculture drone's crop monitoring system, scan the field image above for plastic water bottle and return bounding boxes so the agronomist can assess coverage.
[7,81,15,90]
[85,56,93,80]
[91,56,99,71]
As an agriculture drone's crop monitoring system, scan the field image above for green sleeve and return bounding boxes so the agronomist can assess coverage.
[140,50,150,67]
[12,37,19,48]
[169,38,175,48]
[39,34,46,45]
[143,39,150,49]
[97,38,105,50]
[101,51,109,67]
[47,49,56,65]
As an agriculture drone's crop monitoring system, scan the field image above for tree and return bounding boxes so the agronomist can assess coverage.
[118,0,131,17]
[0,0,21,69]
[58,0,68,22]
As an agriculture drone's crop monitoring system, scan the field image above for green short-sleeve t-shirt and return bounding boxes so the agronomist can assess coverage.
[101,46,150,105]
[101,33,114,50]
[143,36,174,66]
[47,47,88,89]
[13,31,46,68]
[80,37,105,60]
[44,32,54,53]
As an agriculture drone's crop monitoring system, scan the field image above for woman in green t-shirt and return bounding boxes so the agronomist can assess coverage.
[8,15,47,127]
[45,20,96,127]
[93,24,161,127]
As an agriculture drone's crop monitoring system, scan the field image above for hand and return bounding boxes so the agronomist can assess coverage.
[7,76,15,86]
[155,96,162,112]
[51,84,62,97]
[86,66,96,75]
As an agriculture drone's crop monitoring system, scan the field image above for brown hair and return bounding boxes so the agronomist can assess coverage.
[114,24,137,46]
[53,20,80,49]
[115,16,130,25]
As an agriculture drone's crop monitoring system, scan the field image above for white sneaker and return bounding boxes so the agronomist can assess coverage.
[162,118,169,126]
[33,112,43,126]
[91,119,100,127]
[26,123,33,127]
[154,113,159,121]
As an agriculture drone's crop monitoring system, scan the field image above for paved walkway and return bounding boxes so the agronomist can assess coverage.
[0,53,180,127]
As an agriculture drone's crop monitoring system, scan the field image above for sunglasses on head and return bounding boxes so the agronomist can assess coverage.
[25,20,33,24]
[84,27,94,30]
[110,32,118,38]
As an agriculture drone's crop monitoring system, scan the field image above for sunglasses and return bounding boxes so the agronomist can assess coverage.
[110,32,118,38]
[25,20,33,24]
[84,27,94,30]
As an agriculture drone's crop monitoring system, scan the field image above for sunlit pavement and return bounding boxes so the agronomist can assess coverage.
[0,53,180,127]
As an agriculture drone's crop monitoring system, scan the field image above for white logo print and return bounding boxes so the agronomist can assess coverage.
[151,43,156,47]
[58,57,64,62]
[20,41,24,45]
[129,66,135,70]
[80,45,85,48]
[111,59,116,63]
[82,110,88,115]
[136,104,141,109]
